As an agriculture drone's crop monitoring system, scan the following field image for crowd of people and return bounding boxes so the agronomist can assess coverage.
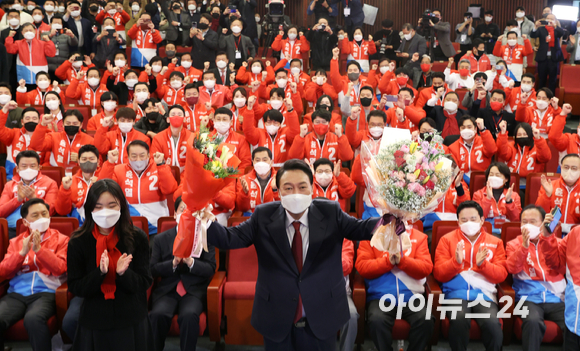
[0,0,579,350]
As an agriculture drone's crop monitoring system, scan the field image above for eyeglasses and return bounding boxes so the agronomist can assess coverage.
[316,169,332,174]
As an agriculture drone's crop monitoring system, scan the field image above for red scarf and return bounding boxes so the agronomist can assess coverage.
[93,226,122,300]
[442,110,459,138]
[546,26,555,48]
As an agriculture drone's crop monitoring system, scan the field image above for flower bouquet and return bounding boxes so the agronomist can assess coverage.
[173,128,240,258]
[360,128,458,256]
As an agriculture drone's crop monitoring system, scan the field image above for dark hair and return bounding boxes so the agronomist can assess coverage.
[202,70,215,80]
[506,31,518,38]
[490,89,506,100]
[270,87,285,98]
[124,69,138,78]
[184,83,198,94]
[459,115,476,127]
[127,139,149,154]
[562,153,580,165]
[78,144,99,159]
[360,86,374,96]
[444,91,459,100]
[174,195,183,212]
[315,94,334,111]
[21,106,40,118]
[233,86,247,99]
[6,9,20,16]
[514,122,534,149]
[36,71,50,81]
[169,71,184,80]
[290,58,302,67]
[537,87,554,100]
[312,109,332,122]
[472,38,485,49]
[382,19,393,28]
[214,107,233,119]
[263,109,283,124]
[399,87,414,98]
[200,13,212,22]
[474,72,488,81]
[486,162,511,189]
[395,67,408,76]
[50,15,63,23]
[521,73,535,83]
[432,72,445,81]
[456,200,484,217]
[484,10,493,16]
[276,159,313,187]
[275,67,288,76]
[168,105,185,115]
[0,82,12,91]
[149,56,163,66]
[402,23,414,31]
[252,146,272,160]
[506,19,518,27]
[346,61,361,72]
[72,179,137,253]
[313,157,334,172]
[16,150,40,166]
[43,91,63,115]
[521,204,546,221]
[63,109,83,124]
[419,117,437,130]
[116,107,136,121]
[21,198,49,218]
[87,67,101,78]
[516,6,525,12]
[367,110,386,123]
[100,91,118,104]
[249,59,265,70]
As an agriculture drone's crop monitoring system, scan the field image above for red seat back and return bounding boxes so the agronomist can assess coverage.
[431,221,493,262]
[560,65,580,90]
[131,216,149,236]
[15,217,79,238]
[469,171,520,199]
[41,166,64,188]
[525,173,560,206]
[0,219,8,261]
[502,221,561,246]
[157,216,177,234]
[64,105,91,130]
[0,166,6,192]
[545,140,560,173]
[227,245,258,282]
[455,88,470,104]
[431,61,448,73]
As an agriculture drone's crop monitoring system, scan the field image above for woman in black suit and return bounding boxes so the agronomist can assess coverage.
[67,179,153,351]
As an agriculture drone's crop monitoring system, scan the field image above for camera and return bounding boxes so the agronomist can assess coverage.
[320,24,326,31]
[380,37,388,54]
[464,12,472,19]
[422,9,439,25]
[267,0,285,18]
[229,4,237,11]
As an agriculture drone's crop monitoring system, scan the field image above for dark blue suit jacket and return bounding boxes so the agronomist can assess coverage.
[64,16,94,54]
[531,26,564,62]
[207,199,380,342]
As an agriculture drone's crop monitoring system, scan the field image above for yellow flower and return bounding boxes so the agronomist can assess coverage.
[414,169,421,178]
[435,161,444,172]
[423,175,430,184]
[410,142,418,154]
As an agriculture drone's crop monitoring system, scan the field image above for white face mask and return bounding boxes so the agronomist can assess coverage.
[8,18,20,27]
[45,4,54,12]
[46,100,60,111]
[71,10,81,17]
[251,66,262,74]
[204,79,215,90]
[188,4,195,11]
[58,6,65,12]
[488,176,504,189]
[181,60,192,69]
[115,59,126,67]
[338,34,344,40]
[214,121,230,134]
[316,76,325,85]
[28,217,50,233]
[562,169,580,184]
[536,100,549,110]
[288,33,297,40]
[216,60,227,69]
[92,208,121,229]
[290,67,301,76]
[255,17,260,22]
[170,80,182,90]
[254,161,271,176]
[369,126,384,138]
[12,4,23,11]
[103,101,117,112]
[516,11,525,18]
[175,212,182,225]
[281,193,312,214]
[404,33,412,41]
[231,26,242,34]
[72,61,83,69]
[28,4,36,11]
[270,99,283,110]
[266,124,280,135]
[51,23,62,30]
[507,39,517,47]
[522,223,541,240]
[37,80,50,90]
[125,78,138,88]
[460,129,475,140]
[23,31,35,40]
[19,168,38,181]
[130,159,149,172]
[233,97,246,108]
[276,78,288,88]
[104,25,115,31]
[0,94,11,105]
[444,101,458,113]
[33,14,43,22]
[520,83,532,93]
[132,4,140,11]
[135,91,148,103]
[88,77,100,87]
[151,64,162,73]
[108,8,117,15]
[118,122,133,133]
[379,66,389,74]
[315,172,333,187]
[353,34,363,41]
[485,16,493,22]
[460,221,482,236]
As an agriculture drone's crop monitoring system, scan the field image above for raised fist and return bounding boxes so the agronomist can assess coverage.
[108,148,119,164]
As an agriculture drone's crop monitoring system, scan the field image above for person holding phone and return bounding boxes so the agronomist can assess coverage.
[493,30,533,82]
[531,14,564,92]
[47,16,78,79]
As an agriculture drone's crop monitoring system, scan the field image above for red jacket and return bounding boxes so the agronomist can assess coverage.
[548,114,580,155]
[200,129,252,171]
[0,172,58,220]
[95,9,130,30]
[66,77,109,109]
[304,111,343,134]
[87,112,117,132]
[55,168,101,216]
[54,60,94,84]
[497,133,551,178]
[150,127,193,172]
[312,172,356,211]
[156,84,185,106]
[173,177,236,215]
[303,81,338,104]
[16,86,66,106]
[378,73,417,97]
[536,178,580,226]
[166,63,203,83]
[493,39,534,66]
[341,38,377,61]
[504,86,536,113]
[366,70,393,91]
[342,239,354,277]
[179,102,214,133]
[472,187,522,221]
[434,180,470,213]
[386,105,425,132]
[235,169,279,213]
[93,126,151,165]
[0,110,45,177]
[329,58,372,107]
[515,103,562,136]
[235,64,275,85]
[198,84,234,108]
[345,116,381,149]
[288,132,354,164]
[414,86,449,109]
[272,35,310,60]
[460,52,492,74]
[447,130,497,175]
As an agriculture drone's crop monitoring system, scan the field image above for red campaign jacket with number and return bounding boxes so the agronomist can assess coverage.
[87,112,118,132]
[329,58,372,106]
[386,105,425,133]
[548,114,580,155]
[93,126,151,165]
[0,173,58,218]
[447,130,498,174]
[303,81,338,103]
[288,132,354,164]
[235,65,275,85]
[378,73,417,97]
[472,187,522,222]
[345,116,379,149]
[304,111,343,135]
[54,60,95,84]
[433,180,471,213]
[253,99,304,128]
[0,110,46,175]
[235,169,279,213]
[55,167,101,216]
[29,124,94,173]
[151,127,192,172]
[312,172,356,212]
[414,86,450,109]
[16,86,66,106]
[271,35,310,60]
[156,84,185,105]
[179,102,214,133]
[95,9,130,30]
[340,38,377,61]
[166,63,203,83]
[515,103,562,136]
[65,77,108,109]
[504,87,536,112]
[198,84,234,108]
[256,82,304,105]
[460,52,492,74]
[497,134,552,178]
[492,39,534,66]
[230,105,248,132]
[536,178,580,226]
[242,108,299,167]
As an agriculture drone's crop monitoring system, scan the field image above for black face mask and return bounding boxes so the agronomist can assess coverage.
[24,121,38,132]
[422,133,433,143]
[515,137,532,148]
[197,22,208,30]
[360,97,372,107]
[172,5,180,10]
[318,104,330,111]
[64,125,79,136]
[89,5,98,11]
[79,161,98,173]
[211,12,219,18]
[146,112,160,123]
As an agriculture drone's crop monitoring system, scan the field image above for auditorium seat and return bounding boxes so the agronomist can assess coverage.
[556,64,580,113]
[41,166,65,188]
[15,217,79,238]
[524,173,560,206]
[545,140,560,173]
[431,61,448,73]
[469,171,520,199]
[0,166,6,192]
[131,216,149,236]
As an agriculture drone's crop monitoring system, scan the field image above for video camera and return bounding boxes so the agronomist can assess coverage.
[422,9,440,25]
[267,0,285,19]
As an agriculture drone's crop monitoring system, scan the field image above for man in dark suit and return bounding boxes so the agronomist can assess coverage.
[531,15,564,92]
[0,10,24,95]
[207,159,380,350]
[150,196,217,351]
[397,23,427,66]
[416,8,456,61]
[470,89,516,139]
[62,1,94,56]
[186,13,219,70]
[209,51,234,86]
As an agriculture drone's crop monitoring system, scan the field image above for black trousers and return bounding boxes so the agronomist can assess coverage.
[149,290,204,351]
[537,59,559,93]
[521,301,565,351]
[367,299,434,351]
[448,299,502,351]
[263,319,335,351]
[0,292,55,351]
[564,325,580,350]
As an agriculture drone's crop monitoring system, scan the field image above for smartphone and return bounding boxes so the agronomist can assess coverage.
[545,206,562,233]
[75,56,84,61]
[385,95,398,102]
[394,49,401,53]
[495,65,503,70]
[540,20,549,25]
[192,21,197,28]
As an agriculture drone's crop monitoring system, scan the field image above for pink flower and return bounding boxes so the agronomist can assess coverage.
[425,180,435,190]
[429,161,437,170]
[406,173,417,183]
[430,175,438,183]
[397,171,406,180]
[400,145,410,153]
[396,180,406,187]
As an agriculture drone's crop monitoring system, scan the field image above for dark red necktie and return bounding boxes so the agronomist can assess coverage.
[291,221,303,323]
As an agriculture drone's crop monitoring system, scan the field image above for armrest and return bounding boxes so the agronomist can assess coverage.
[558,87,565,102]
[425,274,441,346]
[352,272,366,346]
[207,271,226,342]
[497,280,515,346]
[55,282,69,329]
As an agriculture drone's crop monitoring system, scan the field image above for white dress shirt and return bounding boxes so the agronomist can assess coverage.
[285,209,309,263]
